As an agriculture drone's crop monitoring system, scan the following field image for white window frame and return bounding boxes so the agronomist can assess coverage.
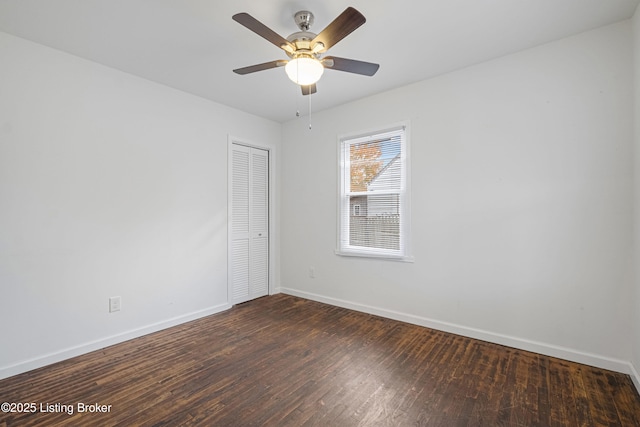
[336,122,413,262]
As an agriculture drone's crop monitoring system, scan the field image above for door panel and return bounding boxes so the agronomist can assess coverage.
[250,236,269,296]
[231,239,249,301]
[232,147,250,238]
[251,150,268,237]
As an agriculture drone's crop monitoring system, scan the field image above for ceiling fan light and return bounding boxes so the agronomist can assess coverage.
[285,57,324,85]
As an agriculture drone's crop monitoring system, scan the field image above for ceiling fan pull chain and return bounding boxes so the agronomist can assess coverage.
[296,82,300,118]
[298,74,306,119]
[308,89,312,130]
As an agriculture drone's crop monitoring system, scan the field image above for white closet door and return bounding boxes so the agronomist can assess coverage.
[231,145,250,303]
[249,148,269,297]
[230,143,269,304]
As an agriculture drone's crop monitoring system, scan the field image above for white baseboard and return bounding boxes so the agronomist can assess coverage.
[270,286,283,295]
[630,362,640,394]
[0,303,232,381]
[281,288,635,378]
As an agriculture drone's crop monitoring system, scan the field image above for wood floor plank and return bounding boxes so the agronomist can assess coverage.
[1,294,639,426]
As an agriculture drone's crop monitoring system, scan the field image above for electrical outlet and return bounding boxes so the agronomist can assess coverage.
[109,296,121,313]
[309,267,315,279]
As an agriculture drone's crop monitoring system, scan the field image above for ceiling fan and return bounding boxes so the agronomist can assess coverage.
[232,7,379,95]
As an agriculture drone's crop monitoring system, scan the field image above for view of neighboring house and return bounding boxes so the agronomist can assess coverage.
[366,153,401,216]
[349,153,401,249]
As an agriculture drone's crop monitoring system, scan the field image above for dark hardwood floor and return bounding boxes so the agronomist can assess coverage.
[1,294,639,426]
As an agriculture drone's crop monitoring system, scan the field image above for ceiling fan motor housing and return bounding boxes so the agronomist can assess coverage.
[286,11,321,59]
[286,31,317,57]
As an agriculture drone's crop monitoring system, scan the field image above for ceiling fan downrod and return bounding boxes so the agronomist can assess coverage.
[294,11,314,31]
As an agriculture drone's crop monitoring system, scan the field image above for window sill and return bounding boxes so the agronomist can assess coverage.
[335,249,414,263]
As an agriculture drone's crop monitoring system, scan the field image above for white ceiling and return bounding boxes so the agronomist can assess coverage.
[0,0,638,123]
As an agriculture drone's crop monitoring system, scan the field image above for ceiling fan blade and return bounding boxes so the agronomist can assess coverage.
[233,13,295,52]
[301,84,317,96]
[323,56,379,76]
[311,7,366,52]
[233,60,287,75]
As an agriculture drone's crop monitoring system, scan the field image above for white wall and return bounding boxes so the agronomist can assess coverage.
[632,6,640,388]
[281,21,634,372]
[0,32,281,379]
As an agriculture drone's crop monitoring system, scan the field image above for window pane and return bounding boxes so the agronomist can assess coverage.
[349,137,402,193]
[349,195,400,250]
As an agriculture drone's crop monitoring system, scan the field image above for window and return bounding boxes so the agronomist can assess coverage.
[337,124,412,261]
